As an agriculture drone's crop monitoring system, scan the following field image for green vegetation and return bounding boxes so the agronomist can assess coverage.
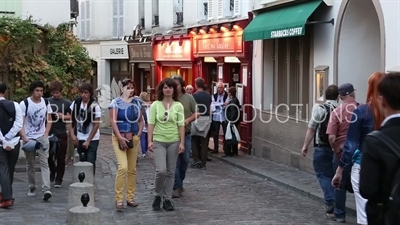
[0,16,93,101]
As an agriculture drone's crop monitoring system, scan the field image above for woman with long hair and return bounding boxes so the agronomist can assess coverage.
[332,72,384,225]
[108,79,143,211]
[223,86,241,157]
[148,78,185,211]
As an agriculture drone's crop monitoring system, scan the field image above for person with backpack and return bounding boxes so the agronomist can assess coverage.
[69,82,101,175]
[0,82,23,208]
[360,72,400,225]
[331,72,384,225]
[19,80,53,201]
[301,85,339,215]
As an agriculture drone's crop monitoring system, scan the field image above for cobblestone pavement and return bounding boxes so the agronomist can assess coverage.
[1,135,357,225]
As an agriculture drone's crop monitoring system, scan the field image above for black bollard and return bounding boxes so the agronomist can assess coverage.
[78,171,85,183]
[81,193,90,207]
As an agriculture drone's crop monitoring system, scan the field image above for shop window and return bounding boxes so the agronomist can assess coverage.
[110,60,130,74]
[271,34,311,119]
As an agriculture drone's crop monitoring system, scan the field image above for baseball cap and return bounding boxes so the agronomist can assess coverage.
[338,83,355,96]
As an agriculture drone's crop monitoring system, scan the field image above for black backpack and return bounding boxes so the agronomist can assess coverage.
[317,104,336,144]
[368,131,400,225]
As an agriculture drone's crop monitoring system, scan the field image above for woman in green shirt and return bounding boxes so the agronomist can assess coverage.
[148,78,185,211]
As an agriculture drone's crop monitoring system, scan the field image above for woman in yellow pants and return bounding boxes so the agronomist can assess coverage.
[109,79,143,211]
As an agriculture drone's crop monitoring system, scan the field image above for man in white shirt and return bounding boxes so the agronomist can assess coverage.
[19,81,53,201]
[69,83,101,175]
[0,82,23,208]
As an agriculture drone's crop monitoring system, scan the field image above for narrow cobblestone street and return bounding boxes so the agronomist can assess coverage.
[1,135,357,225]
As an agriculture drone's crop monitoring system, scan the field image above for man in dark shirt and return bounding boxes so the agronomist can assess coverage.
[191,78,212,169]
[47,81,71,188]
[360,72,400,225]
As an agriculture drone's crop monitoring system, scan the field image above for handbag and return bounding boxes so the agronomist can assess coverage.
[120,132,133,149]
[225,122,241,145]
[191,115,211,138]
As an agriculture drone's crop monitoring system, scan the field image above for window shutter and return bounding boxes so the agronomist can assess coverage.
[217,0,223,18]
[86,21,90,39]
[85,1,90,19]
[118,0,124,15]
[118,17,124,38]
[233,0,240,16]
[207,0,213,20]
[113,0,118,16]
[113,18,118,38]
[197,0,207,21]
[80,1,86,39]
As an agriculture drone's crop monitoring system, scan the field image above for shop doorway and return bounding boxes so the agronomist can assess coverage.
[226,63,241,88]
[206,63,217,92]
[336,0,384,102]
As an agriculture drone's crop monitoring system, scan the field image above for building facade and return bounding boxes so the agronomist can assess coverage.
[181,0,254,152]
[247,0,398,173]
[0,0,71,26]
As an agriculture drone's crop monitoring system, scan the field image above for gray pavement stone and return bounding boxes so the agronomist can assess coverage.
[206,138,357,216]
[3,134,358,225]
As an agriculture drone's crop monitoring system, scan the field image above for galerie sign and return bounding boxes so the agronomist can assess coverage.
[101,44,129,59]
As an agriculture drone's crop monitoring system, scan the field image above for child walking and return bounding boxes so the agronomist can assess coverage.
[139,92,151,157]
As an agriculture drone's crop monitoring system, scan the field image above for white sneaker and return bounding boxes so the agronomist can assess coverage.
[43,190,52,201]
[142,154,146,158]
[27,188,36,197]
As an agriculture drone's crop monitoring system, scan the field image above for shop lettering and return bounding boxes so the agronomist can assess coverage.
[270,27,303,38]
[131,47,152,58]
[110,48,124,55]
[200,39,232,51]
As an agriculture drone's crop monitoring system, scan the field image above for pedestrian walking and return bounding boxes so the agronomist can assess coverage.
[326,83,359,222]
[47,80,72,188]
[69,83,101,175]
[171,75,197,198]
[148,78,185,211]
[332,72,384,225]
[360,72,400,225]
[19,80,53,201]
[301,85,339,215]
[109,79,143,211]
[139,92,151,157]
[0,82,23,208]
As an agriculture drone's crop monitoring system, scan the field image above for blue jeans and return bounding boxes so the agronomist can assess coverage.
[313,146,335,207]
[173,134,191,190]
[332,155,351,219]
[140,132,148,155]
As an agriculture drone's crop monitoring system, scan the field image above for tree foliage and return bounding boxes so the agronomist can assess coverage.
[0,16,93,101]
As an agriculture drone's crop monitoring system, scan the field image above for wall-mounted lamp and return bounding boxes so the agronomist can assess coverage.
[205,25,210,33]
[169,37,173,45]
[228,22,234,31]
[161,36,165,46]
[216,24,221,33]
[178,34,183,46]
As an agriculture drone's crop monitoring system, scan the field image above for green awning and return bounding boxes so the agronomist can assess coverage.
[243,0,322,41]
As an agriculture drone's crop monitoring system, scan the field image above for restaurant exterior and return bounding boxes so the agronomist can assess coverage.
[152,33,196,86]
[128,41,156,99]
[187,18,253,153]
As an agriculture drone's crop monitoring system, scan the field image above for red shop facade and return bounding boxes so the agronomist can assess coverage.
[187,18,253,153]
[152,34,196,86]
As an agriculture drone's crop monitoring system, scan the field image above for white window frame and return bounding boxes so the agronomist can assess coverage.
[113,0,124,39]
[217,0,232,19]
[80,0,88,40]
[207,0,213,20]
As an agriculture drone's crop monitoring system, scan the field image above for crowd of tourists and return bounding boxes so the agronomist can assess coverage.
[0,76,242,213]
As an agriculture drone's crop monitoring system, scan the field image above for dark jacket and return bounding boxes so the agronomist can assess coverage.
[360,116,400,225]
[226,98,241,124]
